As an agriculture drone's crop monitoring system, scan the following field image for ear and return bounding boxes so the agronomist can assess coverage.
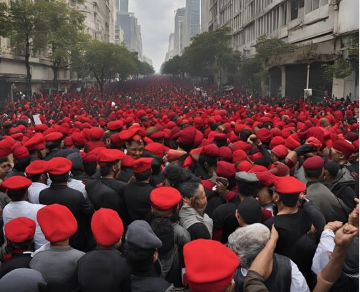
[125,142,129,148]
[273,192,280,202]
[153,249,159,263]
[203,161,208,169]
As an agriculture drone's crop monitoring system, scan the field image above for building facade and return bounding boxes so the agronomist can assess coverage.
[204,0,359,99]
[174,8,186,57]
[0,0,118,100]
[183,0,201,48]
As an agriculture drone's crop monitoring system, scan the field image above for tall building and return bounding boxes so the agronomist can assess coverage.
[115,0,128,12]
[183,0,200,48]
[165,33,176,62]
[174,8,186,56]
[200,0,210,33]
[117,12,143,56]
[205,0,359,99]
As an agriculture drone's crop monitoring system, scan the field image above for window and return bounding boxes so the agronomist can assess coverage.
[290,1,298,20]
[281,2,287,26]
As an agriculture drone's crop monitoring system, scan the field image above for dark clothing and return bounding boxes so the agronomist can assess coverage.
[6,169,26,178]
[77,249,131,292]
[235,253,292,292]
[130,266,174,292]
[85,178,128,223]
[122,181,154,223]
[0,253,32,278]
[205,191,226,218]
[150,172,165,187]
[39,185,93,251]
[44,148,79,161]
[264,202,325,289]
[119,166,134,183]
[187,222,211,240]
[212,198,240,243]
[72,173,92,184]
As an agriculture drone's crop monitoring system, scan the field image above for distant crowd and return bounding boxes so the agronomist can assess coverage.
[0,76,358,292]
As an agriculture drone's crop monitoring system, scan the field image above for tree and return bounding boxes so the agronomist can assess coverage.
[32,0,86,88]
[161,55,185,76]
[0,3,10,38]
[84,41,137,97]
[3,0,42,90]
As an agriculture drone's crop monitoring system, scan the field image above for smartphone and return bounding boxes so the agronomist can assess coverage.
[216,178,228,186]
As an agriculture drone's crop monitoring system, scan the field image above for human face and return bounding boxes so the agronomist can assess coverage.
[329,148,343,163]
[193,184,207,210]
[126,141,144,159]
[0,161,11,180]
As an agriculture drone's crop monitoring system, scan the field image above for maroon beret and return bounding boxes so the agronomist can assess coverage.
[202,144,219,157]
[332,139,356,158]
[303,156,324,170]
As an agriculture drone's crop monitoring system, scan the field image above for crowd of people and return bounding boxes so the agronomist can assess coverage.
[0,76,358,292]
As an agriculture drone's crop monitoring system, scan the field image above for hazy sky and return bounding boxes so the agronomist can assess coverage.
[129,0,186,73]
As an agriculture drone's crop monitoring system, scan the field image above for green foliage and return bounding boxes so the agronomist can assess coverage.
[83,40,138,95]
[254,35,295,65]
[162,27,239,81]
[322,34,359,81]
[0,3,10,38]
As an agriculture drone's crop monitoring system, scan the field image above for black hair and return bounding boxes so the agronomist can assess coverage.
[213,139,227,147]
[210,123,219,131]
[198,154,217,168]
[49,173,69,184]
[236,179,260,197]
[279,193,299,207]
[9,239,34,251]
[304,168,323,179]
[150,217,174,254]
[178,181,201,199]
[134,169,151,181]
[45,138,63,150]
[123,241,155,273]
[163,165,199,189]
[151,157,163,175]
[177,141,194,153]
[29,173,42,183]
[254,158,270,168]
[0,156,9,164]
[99,160,119,177]
[240,129,252,141]
[84,161,97,177]
[14,157,31,172]
[8,189,27,201]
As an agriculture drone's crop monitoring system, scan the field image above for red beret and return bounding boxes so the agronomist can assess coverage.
[232,141,252,152]
[25,160,50,176]
[256,171,276,187]
[271,145,288,159]
[353,139,359,149]
[82,152,97,164]
[90,127,104,141]
[34,124,49,133]
[44,132,64,142]
[37,204,77,242]
[145,142,166,158]
[248,164,268,173]
[303,156,324,170]
[23,134,45,151]
[256,128,273,143]
[63,136,73,148]
[202,144,219,157]
[97,149,126,167]
[173,126,197,145]
[149,131,164,140]
[218,146,232,161]
[71,132,85,145]
[5,217,36,242]
[269,136,285,149]
[12,146,30,159]
[214,133,227,141]
[305,137,322,149]
[119,126,145,141]
[150,187,182,210]
[107,120,123,131]
[48,157,72,175]
[232,149,247,163]
[183,239,240,292]
[236,160,252,172]
[284,135,300,150]
[121,155,135,167]
[133,157,153,173]
[2,176,31,191]
[332,139,356,158]
[91,208,124,246]
[0,139,12,158]
[216,161,236,178]
[274,176,306,195]
[166,149,187,162]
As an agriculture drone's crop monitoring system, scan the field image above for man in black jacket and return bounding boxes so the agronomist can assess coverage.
[85,149,129,225]
[39,157,94,251]
[122,157,154,223]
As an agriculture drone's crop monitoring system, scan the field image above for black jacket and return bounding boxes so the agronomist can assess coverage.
[39,185,94,251]
[77,249,131,292]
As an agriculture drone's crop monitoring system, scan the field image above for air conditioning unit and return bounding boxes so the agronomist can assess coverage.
[304,89,312,98]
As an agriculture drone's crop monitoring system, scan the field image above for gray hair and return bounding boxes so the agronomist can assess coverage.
[227,223,270,268]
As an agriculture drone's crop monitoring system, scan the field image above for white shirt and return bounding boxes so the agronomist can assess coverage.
[241,259,310,292]
[3,201,49,250]
[67,179,87,199]
[27,182,49,204]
